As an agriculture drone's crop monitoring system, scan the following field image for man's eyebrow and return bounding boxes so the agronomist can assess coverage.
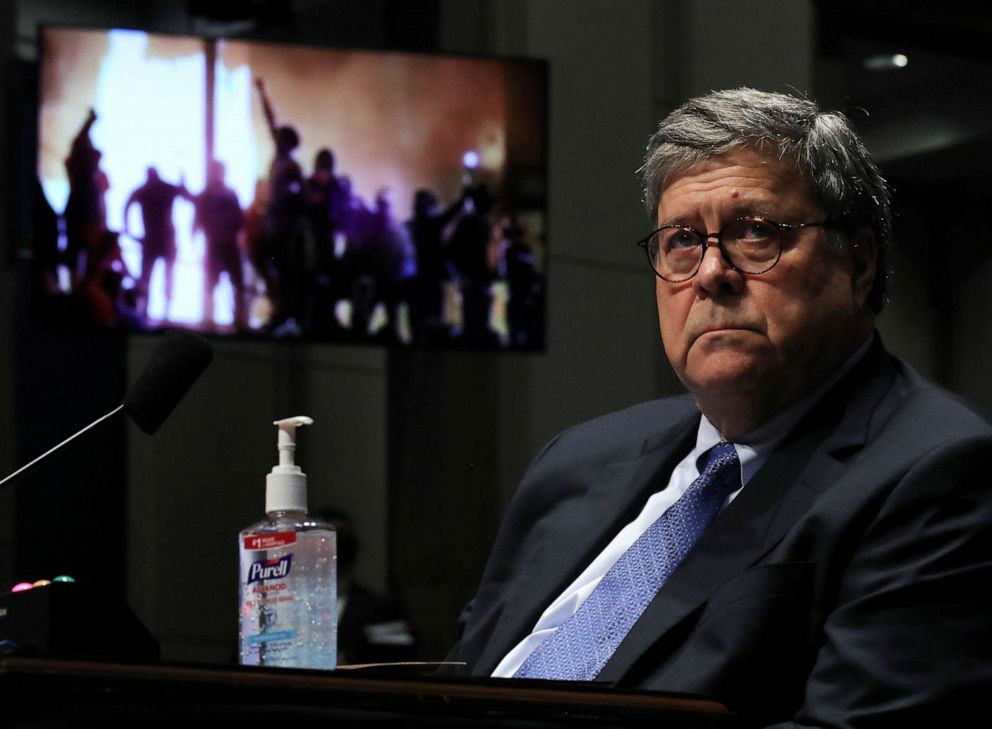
[657,205,778,228]
[725,203,777,219]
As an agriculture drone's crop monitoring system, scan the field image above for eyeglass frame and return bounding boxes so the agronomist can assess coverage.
[636,215,831,283]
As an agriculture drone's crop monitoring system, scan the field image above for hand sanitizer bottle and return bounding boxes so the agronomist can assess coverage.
[239,416,336,669]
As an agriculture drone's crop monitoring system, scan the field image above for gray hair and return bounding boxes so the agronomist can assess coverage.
[640,88,891,313]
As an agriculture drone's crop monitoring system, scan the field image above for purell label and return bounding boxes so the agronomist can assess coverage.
[247,554,293,584]
[243,531,297,551]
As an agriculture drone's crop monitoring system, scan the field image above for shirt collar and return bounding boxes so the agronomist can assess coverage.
[694,335,873,485]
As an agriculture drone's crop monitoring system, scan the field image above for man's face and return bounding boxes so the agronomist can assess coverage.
[654,146,875,434]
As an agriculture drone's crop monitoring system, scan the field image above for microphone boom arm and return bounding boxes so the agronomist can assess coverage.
[0,404,125,490]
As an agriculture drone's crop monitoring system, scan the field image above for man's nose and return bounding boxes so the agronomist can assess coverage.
[692,238,745,296]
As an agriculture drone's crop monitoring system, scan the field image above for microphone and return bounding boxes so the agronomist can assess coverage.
[0,330,213,489]
[124,330,214,434]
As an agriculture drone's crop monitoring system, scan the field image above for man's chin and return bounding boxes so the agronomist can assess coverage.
[679,356,774,398]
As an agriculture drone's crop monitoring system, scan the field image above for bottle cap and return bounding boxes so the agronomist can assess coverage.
[266,416,313,513]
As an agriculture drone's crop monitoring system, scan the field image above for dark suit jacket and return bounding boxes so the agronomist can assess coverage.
[447,339,992,727]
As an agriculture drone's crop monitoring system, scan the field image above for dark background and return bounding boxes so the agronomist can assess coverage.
[2,0,991,664]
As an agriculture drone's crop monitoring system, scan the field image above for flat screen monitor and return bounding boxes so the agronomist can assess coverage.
[35,26,547,350]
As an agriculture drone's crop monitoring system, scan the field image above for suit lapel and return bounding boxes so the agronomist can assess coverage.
[600,338,898,682]
[474,411,699,675]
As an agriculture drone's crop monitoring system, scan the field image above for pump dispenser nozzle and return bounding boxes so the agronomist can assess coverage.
[266,416,314,513]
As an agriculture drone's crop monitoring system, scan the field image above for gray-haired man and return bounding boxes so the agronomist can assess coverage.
[448,88,992,727]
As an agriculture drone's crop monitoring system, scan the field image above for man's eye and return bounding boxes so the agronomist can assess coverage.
[740,220,775,240]
[669,229,699,248]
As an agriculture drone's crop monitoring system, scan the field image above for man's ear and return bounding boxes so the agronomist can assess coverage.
[848,226,877,309]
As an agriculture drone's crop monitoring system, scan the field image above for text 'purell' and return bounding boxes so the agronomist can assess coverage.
[247,554,293,584]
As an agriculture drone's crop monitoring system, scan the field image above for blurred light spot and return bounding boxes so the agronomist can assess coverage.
[864,53,909,71]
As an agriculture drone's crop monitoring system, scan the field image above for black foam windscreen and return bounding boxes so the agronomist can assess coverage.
[123,330,213,434]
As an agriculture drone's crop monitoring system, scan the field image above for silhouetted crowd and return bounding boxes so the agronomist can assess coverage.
[35,87,546,349]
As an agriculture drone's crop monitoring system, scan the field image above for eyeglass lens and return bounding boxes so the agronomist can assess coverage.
[648,217,781,280]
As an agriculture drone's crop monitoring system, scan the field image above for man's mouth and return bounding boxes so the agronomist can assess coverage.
[696,324,755,336]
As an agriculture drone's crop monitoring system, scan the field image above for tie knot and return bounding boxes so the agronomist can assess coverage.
[695,441,740,490]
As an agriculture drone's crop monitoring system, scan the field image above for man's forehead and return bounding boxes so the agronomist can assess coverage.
[656,148,811,218]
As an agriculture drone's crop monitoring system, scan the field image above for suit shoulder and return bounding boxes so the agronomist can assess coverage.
[566,394,698,438]
[889,358,992,440]
[533,395,698,468]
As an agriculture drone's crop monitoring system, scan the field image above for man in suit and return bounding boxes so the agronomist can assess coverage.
[445,88,992,726]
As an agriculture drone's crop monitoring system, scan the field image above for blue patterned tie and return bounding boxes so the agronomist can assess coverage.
[513,442,741,681]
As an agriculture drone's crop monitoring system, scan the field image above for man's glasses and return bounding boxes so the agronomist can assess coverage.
[636,216,829,282]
